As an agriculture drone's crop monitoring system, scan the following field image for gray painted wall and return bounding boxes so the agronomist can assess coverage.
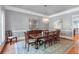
[5,10,42,38]
[49,14,72,30]
[49,11,79,38]
[50,11,79,30]
[5,10,30,31]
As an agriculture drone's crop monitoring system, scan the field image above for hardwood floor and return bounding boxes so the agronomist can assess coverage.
[1,39,23,54]
[67,35,79,54]
[1,35,79,54]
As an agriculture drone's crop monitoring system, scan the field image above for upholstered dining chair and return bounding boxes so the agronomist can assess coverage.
[5,30,17,45]
[48,31,55,45]
[42,30,52,48]
[24,32,36,51]
[56,30,60,40]
[54,30,61,43]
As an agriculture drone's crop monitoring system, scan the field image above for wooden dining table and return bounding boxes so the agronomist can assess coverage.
[29,34,44,49]
[29,32,54,49]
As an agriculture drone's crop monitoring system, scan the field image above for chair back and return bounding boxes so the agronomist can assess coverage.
[5,30,13,41]
[56,29,60,37]
[49,31,56,39]
[43,30,49,36]
[6,30,13,37]
[43,30,49,40]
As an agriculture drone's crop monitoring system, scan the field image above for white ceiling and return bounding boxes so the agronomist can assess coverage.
[11,5,79,16]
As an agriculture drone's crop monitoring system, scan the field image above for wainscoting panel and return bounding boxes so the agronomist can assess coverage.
[13,30,26,40]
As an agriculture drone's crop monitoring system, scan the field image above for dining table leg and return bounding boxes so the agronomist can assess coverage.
[35,39,39,49]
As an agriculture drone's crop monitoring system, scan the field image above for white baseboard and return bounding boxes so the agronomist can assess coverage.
[0,41,5,53]
[60,35,72,40]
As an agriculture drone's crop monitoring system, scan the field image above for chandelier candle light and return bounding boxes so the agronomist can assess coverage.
[42,5,49,23]
[43,16,49,23]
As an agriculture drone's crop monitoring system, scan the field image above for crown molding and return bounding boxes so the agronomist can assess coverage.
[49,7,79,18]
[4,6,46,17]
[4,6,79,18]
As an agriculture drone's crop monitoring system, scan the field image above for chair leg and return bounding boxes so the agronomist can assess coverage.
[35,40,39,49]
[27,44,29,52]
[48,40,52,46]
[54,40,56,44]
[25,42,27,48]
[16,37,17,42]
[6,39,9,43]
[44,41,46,48]
[49,40,52,46]
[49,42,51,46]
[10,39,12,45]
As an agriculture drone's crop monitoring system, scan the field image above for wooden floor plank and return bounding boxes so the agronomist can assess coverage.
[1,35,79,54]
[68,35,79,54]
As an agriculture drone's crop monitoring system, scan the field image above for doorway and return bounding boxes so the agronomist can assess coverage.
[73,21,79,36]
[72,15,79,54]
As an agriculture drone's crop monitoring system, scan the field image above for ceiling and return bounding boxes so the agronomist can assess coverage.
[11,5,79,16]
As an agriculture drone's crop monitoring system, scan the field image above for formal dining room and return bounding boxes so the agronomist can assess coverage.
[0,5,79,54]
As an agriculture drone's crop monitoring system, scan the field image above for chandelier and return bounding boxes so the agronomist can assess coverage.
[42,5,49,23]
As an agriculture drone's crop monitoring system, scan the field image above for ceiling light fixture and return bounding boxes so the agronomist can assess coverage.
[42,5,49,23]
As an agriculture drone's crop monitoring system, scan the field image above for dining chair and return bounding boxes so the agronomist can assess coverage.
[5,30,17,45]
[54,30,60,43]
[73,29,75,37]
[42,30,52,48]
[48,31,55,46]
[24,32,36,51]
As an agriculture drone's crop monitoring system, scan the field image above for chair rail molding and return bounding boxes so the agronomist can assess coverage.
[12,30,27,33]
[12,30,26,40]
